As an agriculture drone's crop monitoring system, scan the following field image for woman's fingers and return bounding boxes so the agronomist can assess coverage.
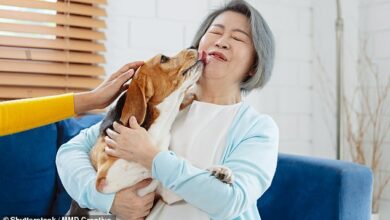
[110,61,143,80]
[133,179,153,191]
[145,200,154,210]
[105,136,118,148]
[106,128,119,140]
[104,146,118,157]
[120,82,130,92]
[113,121,126,133]
[142,210,151,218]
[129,116,141,129]
[117,69,134,83]
[119,61,144,74]
[141,193,155,216]
[142,192,156,207]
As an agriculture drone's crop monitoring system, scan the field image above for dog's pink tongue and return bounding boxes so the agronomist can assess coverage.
[199,51,207,64]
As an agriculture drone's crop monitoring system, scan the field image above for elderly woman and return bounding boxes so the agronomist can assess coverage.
[56,0,278,219]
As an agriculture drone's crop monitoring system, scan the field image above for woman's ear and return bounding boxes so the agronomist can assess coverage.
[248,69,255,76]
[242,70,255,83]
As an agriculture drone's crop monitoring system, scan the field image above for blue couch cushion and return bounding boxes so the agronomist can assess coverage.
[0,114,103,217]
[0,124,58,216]
[257,154,373,220]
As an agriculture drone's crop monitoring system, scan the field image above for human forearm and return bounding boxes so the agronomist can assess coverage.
[74,91,99,115]
[151,151,269,219]
[152,123,278,219]
[56,123,115,213]
[0,93,75,136]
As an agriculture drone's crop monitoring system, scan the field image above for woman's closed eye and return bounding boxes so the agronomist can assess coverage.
[232,36,244,42]
[232,32,248,43]
[208,31,223,35]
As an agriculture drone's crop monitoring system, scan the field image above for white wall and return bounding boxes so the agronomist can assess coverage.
[245,0,313,156]
[359,0,390,218]
[311,0,360,160]
[104,0,209,71]
[311,0,338,159]
[311,0,390,218]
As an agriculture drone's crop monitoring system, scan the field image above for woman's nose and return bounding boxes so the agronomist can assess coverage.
[215,37,230,49]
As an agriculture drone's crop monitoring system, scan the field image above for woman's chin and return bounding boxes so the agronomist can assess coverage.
[200,72,225,80]
[203,64,226,77]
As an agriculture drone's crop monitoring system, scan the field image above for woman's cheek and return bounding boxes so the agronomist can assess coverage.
[203,63,226,79]
[198,37,208,51]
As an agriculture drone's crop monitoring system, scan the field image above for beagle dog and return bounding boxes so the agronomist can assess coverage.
[93,48,205,201]
[69,48,233,215]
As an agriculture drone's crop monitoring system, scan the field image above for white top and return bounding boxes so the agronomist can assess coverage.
[147,100,242,220]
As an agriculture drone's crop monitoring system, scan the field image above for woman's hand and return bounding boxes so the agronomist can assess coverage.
[74,61,144,114]
[104,116,161,170]
[110,178,156,220]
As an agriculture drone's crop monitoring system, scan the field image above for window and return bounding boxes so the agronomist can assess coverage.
[0,0,106,101]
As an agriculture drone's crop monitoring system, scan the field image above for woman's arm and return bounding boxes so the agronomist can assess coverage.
[0,93,75,136]
[105,115,279,219]
[56,119,156,218]
[55,122,115,213]
[0,61,143,136]
[153,116,278,219]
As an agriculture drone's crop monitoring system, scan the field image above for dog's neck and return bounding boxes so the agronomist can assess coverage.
[147,84,189,150]
[146,65,202,150]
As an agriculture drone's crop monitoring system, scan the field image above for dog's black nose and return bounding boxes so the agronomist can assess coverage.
[187,46,197,50]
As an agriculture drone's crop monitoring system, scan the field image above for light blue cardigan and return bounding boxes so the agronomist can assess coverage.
[56,102,279,219]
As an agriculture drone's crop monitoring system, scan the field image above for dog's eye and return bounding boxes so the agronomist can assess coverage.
[160,55,170,63]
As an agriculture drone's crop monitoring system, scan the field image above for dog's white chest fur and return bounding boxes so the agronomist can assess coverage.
[102,63,203,205]
[102,77,196,202]
[148,86,188,150]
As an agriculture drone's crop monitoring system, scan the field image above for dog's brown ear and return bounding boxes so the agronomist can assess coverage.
[120,68,154,126]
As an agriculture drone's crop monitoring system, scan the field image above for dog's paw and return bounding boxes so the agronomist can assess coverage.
[207,166,234,185]
[180,93,197,110]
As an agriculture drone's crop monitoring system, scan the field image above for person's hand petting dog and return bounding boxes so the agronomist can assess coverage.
[104,116,161,170]
[74,61,144,114]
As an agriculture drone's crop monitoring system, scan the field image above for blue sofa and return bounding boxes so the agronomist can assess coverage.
[258,154,373,220]
[0,115,373,219]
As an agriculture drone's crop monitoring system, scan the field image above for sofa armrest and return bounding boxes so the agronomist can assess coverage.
[257,153,373,220]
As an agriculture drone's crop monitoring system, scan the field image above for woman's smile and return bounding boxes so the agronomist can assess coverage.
[207,51,228,62]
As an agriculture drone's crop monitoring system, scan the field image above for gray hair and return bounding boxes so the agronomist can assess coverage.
[191,0,275,93]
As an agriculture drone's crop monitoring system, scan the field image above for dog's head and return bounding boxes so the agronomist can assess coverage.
[120,48,204,127]
[94,48,204,193]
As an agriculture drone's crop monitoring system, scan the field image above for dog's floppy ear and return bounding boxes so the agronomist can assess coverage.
[120,68,154,126]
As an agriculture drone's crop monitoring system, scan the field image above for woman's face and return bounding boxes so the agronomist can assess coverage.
[198,11,256,85]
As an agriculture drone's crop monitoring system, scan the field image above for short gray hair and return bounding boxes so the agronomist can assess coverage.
[191,0,275,92]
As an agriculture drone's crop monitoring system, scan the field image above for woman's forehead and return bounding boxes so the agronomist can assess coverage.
[211,11,251,34]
